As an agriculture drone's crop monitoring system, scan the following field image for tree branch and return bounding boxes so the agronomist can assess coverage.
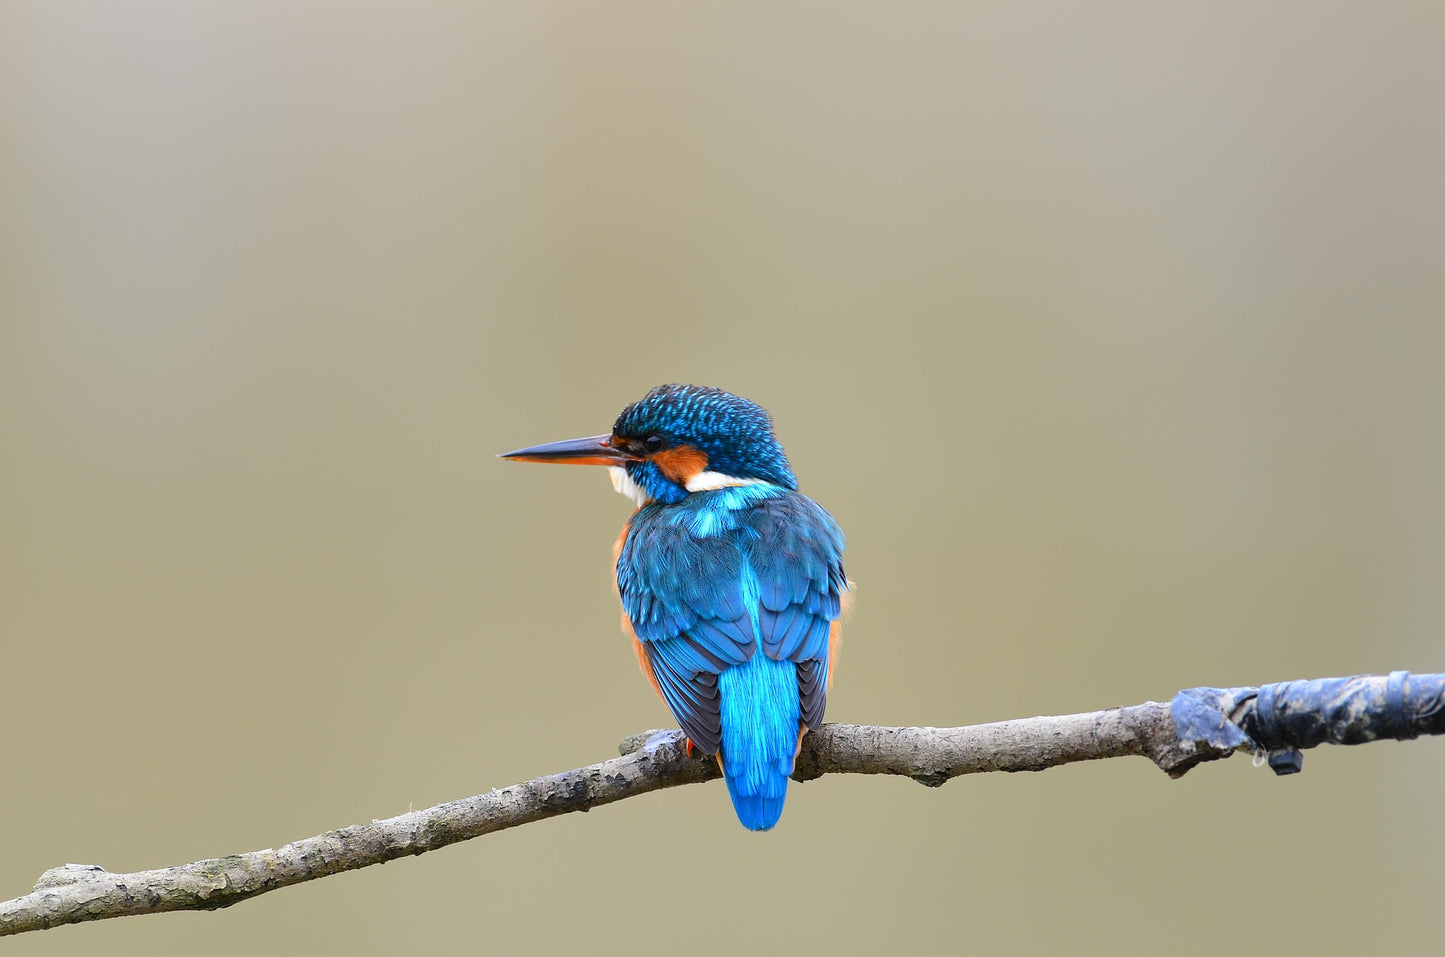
[4,671,1440,937]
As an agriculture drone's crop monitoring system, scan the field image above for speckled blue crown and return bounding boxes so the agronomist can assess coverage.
[614,384,798,490]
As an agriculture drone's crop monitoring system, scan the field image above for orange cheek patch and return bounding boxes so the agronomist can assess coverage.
[650,445,709,486]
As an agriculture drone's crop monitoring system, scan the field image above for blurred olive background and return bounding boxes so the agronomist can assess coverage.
[3,2,1443,954]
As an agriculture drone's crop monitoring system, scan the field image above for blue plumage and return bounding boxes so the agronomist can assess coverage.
[502,384,849,830]
[617,485,846,828]
[718,652,798,831]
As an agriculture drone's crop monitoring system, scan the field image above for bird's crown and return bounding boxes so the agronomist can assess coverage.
[613,384,797,493]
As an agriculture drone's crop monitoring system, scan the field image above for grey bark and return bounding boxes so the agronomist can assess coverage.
[8,672,1435,937]
[0,702,1214,936]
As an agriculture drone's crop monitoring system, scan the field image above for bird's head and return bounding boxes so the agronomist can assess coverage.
[500,384,797,506]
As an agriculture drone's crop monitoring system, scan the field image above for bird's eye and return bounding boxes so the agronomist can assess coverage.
[643,435,664,453]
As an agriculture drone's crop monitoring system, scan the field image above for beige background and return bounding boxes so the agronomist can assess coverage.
[3,3,1443,954]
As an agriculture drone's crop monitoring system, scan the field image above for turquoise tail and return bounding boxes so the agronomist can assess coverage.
[717,653,800,831]
[722,764,789,831]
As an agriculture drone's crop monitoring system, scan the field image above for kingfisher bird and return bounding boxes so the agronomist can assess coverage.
[501,384,849,831]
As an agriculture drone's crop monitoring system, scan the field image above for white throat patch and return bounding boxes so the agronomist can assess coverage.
[607,466,650,507]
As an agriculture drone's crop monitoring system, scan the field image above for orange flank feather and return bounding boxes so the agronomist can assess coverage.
[613,520,668,708]
[828,585,855,693]
[802,586,852,753]
[630,629,666,705]
[650,444,709,486]
[611,521,628,576]
[828,620,842,693]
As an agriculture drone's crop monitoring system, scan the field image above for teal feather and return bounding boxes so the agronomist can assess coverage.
[717,652,799,831]
[618,486,845,829]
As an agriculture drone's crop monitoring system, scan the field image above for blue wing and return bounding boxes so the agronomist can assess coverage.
[746,494,848,730]
[616,487,847,753]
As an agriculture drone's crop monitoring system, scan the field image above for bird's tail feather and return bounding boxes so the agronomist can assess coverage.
[717,652,800,831]
[722,756,791,831]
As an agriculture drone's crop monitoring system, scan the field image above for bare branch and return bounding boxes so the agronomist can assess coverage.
[4,671,1440,937]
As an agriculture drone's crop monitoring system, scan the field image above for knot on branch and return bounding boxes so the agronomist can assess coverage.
[33,865,110,891]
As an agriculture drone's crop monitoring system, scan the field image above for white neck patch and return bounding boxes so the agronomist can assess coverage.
[685,471,768,493]
[608,466,768,506]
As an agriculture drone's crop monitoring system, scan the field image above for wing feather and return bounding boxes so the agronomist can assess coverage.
[617,489,847,750]
[742,494,848,732]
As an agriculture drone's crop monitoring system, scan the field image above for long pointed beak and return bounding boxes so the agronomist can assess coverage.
[498,433,632,466]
